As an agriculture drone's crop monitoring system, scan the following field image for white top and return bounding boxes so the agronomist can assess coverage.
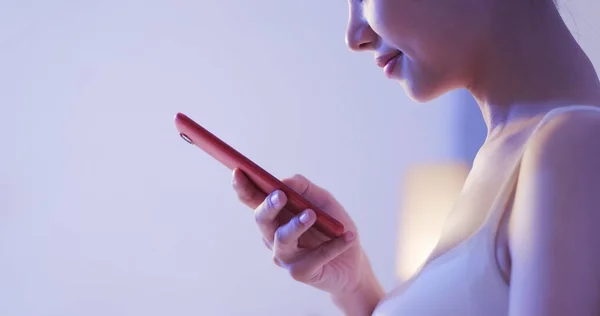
[373,105,600,316]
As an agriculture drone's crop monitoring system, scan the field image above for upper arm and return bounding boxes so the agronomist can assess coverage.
[508,111,600,316]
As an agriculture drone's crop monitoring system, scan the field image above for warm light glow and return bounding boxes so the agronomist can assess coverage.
[396,162,469,281]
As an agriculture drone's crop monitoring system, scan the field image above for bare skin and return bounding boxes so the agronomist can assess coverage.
[232,0,600,315]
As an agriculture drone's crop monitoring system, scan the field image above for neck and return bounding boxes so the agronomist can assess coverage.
[466,1,600,139]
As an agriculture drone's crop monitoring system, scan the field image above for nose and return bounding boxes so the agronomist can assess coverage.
[345,15,377,51]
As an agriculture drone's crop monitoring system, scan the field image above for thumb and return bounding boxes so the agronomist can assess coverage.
[281,174,333,208]
[287,231,357,282]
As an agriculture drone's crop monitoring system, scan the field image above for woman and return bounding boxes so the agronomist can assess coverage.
[232,0,600,315]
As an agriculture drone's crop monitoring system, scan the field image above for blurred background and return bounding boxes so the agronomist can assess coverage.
[0,1,598,315]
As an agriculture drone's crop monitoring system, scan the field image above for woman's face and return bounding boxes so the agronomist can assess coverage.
[346,0,489,102]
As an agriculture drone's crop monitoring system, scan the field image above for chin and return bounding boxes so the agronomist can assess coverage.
[399,76,458,103]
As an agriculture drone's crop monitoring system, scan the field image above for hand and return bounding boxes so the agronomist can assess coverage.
[231,168,375,296]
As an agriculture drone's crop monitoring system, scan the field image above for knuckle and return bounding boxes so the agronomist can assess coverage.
[272,248,288,265]
[288,265,308,282]
[274,226,287,243]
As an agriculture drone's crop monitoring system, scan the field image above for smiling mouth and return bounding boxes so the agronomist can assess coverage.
[376,51,403,78]
[375,51,403,69]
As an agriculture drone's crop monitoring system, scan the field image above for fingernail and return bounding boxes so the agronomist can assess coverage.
[269,191,280,207]
[345,232,356,242]
[299,210,311,224]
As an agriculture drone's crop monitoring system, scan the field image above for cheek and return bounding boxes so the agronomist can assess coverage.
[365,0,473,82]
[363,0,404,41]
[364,0,422,52]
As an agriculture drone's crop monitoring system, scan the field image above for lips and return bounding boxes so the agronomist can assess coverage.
[375,52,403,69]
[375,51,403,78]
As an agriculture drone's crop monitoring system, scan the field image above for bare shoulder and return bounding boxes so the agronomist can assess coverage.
[506,107,600,315]
[517,107,600,217]
[525,107,600,167]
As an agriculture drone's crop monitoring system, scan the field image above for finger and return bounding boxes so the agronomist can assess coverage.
[255,190,288,243]
[262,238,283,267]
[273,209,316,251]
[262,237,273,250]
[281,174,333,208]
[232,168,265,209]
[272,255,283,268]
[281,174,338,242]
[287,231,357,282]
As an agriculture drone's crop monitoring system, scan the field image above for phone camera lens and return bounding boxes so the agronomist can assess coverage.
[180,133,193,144]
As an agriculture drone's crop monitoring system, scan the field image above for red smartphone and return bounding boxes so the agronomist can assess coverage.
[174,112,345,239]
